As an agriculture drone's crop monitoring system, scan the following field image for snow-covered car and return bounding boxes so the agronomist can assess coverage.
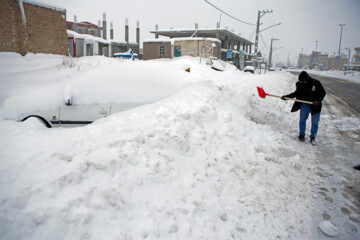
[1,61,190,128]
[206,57,225,71]
[269,67,276,71]
[244,65,255,74]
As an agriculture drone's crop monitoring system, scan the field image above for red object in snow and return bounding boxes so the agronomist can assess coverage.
[257,86,268,98]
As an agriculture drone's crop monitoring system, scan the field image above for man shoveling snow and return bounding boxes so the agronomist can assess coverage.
[281,71,326,145]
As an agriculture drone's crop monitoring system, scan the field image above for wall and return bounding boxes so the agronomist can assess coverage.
[174,40,220,58]
[325,57,349,70]
[143,42,172,60]
[0,0,68,56]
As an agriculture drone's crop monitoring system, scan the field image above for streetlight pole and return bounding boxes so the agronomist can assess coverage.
[337,24,346,70]
[269,38,279,68]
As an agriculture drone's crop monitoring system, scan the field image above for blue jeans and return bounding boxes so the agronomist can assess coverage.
[299,104,320,138]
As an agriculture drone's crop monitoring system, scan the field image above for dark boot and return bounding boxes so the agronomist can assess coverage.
[298,135,305,142]
[310,137,317,146]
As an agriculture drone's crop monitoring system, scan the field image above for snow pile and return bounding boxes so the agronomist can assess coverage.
[0,53,322,239]
[67,61,194,104]
[306,69,360,84]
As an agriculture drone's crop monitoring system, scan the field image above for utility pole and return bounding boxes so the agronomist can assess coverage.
[337,24,346,70]
[315,40,319,52]
[268,38,278,68]
[345,47,351,70]
[254,10,273,67]
[314,40,319,67]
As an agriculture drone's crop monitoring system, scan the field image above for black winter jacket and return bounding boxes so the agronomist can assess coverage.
[284,77,326,115]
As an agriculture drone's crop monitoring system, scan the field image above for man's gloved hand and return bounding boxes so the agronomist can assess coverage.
[313,101,320,106]
[281,96,287,100]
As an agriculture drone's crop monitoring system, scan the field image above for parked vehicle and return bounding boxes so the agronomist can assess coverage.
[2,62,189,128]
[5,92,147,128]
[244,65,255,74]
[206,57,225,71]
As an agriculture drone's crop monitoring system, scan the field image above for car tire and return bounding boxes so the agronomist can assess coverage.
[21,115,52,128]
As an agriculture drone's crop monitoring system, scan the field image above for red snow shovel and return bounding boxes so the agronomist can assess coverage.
[257,87,314,104]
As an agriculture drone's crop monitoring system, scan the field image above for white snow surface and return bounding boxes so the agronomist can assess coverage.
[0,53,358,239]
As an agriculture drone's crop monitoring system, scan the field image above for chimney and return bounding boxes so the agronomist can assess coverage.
[110,21,114,40]
[216,22,220,29]
[102,12,107,40]
[125,18,129,43]
[155,24,159,39]
[195,23,199,30]
[98,20,101,37]
[136,21,140,44]
[74,15,78,33]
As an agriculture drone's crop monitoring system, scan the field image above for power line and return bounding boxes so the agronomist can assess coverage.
[247,28,256,40]
[260,33,269,50]
[204,0,256,26]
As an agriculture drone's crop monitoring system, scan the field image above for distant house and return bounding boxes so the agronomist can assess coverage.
[353,47,360,70]
[67,30,110,57]
[143,39,173,60]
[66,21,101,37]
[298,51,351,71]
[0,0,67,56]
[143,37,221,61]
[146,27,253,69]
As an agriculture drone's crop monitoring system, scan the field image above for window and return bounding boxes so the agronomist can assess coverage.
[159,46,165,56]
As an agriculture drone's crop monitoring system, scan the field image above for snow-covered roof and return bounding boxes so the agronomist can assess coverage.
[67,30,111,45]
[151,28,253,45]
[144,39,174,43]
[22,0,66,12]
[144,37,221,45]
[173,37,221,44]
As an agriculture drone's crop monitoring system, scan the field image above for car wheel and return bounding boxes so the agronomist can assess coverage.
[21,115,52,128]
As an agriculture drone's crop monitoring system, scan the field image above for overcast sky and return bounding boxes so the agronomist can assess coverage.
[39,0,359,64]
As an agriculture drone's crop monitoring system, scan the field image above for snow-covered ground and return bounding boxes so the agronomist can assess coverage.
[0,53,359,240]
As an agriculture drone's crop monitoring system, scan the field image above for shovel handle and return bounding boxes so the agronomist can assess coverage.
[268,94,313,105]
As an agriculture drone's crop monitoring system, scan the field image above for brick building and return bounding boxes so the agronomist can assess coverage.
[143,39,173,60]
[0,0,68,56]
[67,21,101,37]
[298,51,350,70]
[353,47,360,65]
[143,38,221,61]
[173,38,221,59]
[148,26,253,69]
